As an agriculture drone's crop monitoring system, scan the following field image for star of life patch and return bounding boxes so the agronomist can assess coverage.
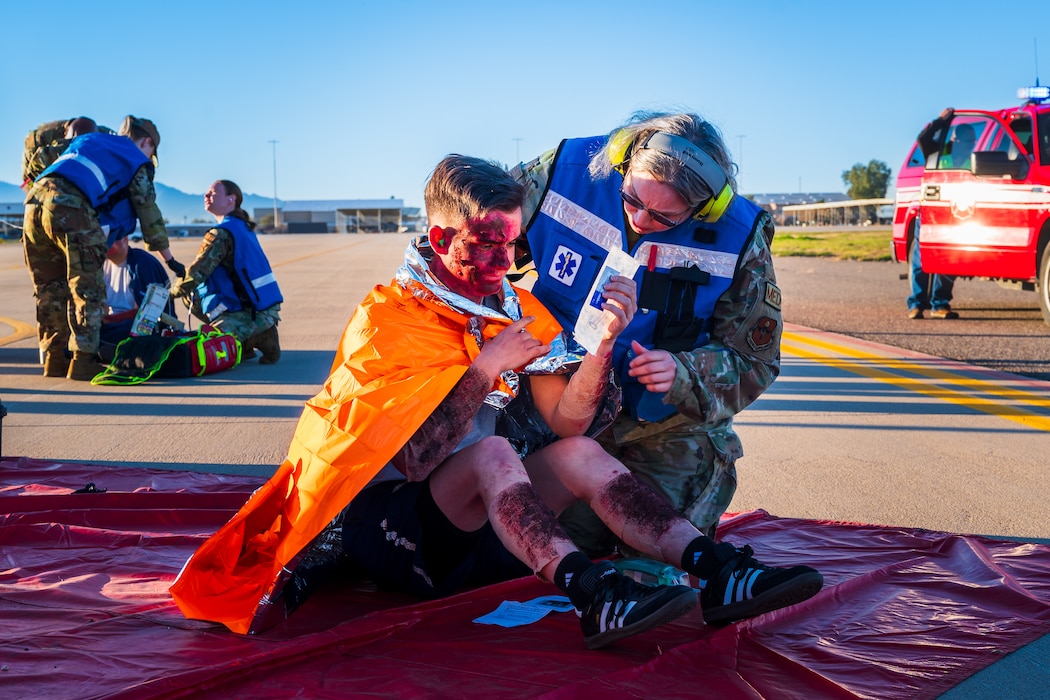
[763,281,782,310]
[548,245,582,286]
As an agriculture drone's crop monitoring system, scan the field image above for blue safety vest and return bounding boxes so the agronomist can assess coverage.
[198,216,283,320]
[98,198,137,248]
[38,133,149,247]
[526,136,762,421]
[38,133,150,208]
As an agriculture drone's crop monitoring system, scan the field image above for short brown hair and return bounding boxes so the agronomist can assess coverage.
[424,155,524,225]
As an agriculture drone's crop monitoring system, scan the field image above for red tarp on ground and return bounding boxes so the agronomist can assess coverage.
[3,455,1050,699]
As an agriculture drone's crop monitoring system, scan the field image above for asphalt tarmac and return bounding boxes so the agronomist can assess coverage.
[2,233,1049,699]
[2,233,1048,532]
[774,254,1050,381]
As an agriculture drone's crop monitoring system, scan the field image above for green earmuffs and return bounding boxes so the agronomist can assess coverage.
[607,129,735,223]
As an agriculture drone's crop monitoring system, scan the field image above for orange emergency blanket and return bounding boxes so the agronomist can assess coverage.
[169,280,561,634]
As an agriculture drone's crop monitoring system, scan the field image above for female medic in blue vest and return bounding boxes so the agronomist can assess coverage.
[171,180,283,364]
[512,112,783,549]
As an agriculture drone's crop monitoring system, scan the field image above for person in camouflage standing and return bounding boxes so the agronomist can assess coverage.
[511,112,783,552]
[171,180,282,364]
[22,115,184,380]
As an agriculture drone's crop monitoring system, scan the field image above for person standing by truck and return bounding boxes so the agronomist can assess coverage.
[907,108,966,320]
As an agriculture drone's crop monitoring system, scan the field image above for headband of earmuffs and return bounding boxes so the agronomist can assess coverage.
[607,129,735,223]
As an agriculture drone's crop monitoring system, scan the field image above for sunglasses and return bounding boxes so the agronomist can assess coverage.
[619,184,692,228]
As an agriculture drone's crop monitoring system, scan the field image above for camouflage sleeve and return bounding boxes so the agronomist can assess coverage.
[21,120,70,186]
[663,211,782,425]
[128,166,170,251]
[510,147,557,229]
[507,148,557,287]
[185,227,235,285]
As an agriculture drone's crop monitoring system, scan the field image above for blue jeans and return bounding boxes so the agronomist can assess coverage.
[907,227,954,311]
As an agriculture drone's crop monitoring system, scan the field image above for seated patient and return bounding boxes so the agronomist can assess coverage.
[99,235,175,361]
[171,155,823,649]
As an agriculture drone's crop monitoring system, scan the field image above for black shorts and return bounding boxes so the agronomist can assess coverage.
[341,479,530,598]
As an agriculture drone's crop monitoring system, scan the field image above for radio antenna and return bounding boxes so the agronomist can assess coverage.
[1036,38,1041,86]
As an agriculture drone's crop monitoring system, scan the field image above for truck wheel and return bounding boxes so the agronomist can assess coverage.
[907,234,921,299]
[1039,244,1050,326]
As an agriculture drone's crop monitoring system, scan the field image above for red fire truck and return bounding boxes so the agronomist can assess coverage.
[891,87,1050,325]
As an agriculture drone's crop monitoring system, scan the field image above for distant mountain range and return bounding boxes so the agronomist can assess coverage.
[0,180,278,226]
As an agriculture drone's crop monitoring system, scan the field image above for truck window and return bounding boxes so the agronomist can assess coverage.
[932,117,991,170]
[1038,112,1050,165]
[1007,115,1033,155]
[985,119,1027,160]
[905,141,925,168]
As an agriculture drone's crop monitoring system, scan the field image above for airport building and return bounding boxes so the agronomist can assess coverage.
[750,193,893,227]
[253,199,425,234]
[2,192,893,241]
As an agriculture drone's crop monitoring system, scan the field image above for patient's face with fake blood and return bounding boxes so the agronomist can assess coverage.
[430,208,522,302]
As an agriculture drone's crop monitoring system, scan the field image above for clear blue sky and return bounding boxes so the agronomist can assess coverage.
[3,1,1049,209]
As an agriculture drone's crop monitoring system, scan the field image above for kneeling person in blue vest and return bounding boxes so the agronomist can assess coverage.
[170,180,283,364]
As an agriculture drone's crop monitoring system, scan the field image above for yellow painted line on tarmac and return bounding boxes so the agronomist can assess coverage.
[0,316,36,348]
[785,330,1050,408]
[782,331,1050,432]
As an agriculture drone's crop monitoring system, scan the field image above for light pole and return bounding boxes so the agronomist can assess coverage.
[513,137,523,163]
[269,139,279,232]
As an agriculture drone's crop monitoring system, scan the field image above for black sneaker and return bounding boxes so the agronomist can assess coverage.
[577,563,698,650]
[700,544,823,625]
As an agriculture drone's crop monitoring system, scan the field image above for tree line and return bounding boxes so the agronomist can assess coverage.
[842,160,891,199]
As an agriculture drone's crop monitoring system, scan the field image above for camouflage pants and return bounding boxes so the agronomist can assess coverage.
[189,302,281,343]
[22,179,106,355]
[558,416,741,556]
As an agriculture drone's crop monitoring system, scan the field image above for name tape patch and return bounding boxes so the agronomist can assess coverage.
[763,281,782,310]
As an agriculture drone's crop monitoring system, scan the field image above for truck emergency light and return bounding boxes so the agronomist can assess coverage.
[1017,85,1050,102]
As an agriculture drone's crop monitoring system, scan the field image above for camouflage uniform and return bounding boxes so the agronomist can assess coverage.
[23,165,170,356]
[21,119,114,189]
[22,120,70,190]
[177,227,281,342]
[513,150,782,550]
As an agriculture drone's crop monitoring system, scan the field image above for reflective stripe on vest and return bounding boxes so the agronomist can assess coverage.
[50,152,108,191]
[540,189,739,280]
[540,190,622,251]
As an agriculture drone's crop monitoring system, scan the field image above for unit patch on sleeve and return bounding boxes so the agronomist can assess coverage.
[548,244,582,286]
[747,316,779,352]
[763,281,782,310]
